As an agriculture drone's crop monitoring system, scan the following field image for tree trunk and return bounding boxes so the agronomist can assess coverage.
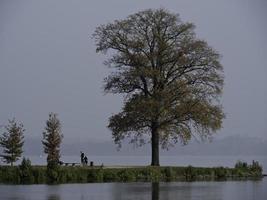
[151,124,160,166]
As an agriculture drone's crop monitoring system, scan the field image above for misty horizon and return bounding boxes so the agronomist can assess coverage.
[0,0,266,145]
[21,135,267,156]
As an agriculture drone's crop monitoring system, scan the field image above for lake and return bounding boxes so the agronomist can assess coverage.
[0,178,266,200]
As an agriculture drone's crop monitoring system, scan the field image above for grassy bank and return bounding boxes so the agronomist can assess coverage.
[0,163,263,184]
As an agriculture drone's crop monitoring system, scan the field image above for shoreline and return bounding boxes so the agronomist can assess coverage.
[0,165,263,184]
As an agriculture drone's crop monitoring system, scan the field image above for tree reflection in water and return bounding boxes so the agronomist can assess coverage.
[152,182,159,200]
[47,194,60,200]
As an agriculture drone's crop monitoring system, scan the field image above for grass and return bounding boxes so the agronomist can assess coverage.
[0,163,263,184]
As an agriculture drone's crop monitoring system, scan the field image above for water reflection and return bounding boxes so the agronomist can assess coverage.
[152,182,159,200]
[47,194,60,200]
[0,179,266,200]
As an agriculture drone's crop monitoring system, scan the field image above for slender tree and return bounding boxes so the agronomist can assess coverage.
[42,113,63,165]
[0,119,25,166]
[93,8,224,166]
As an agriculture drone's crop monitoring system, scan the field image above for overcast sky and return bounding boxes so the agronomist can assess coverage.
[0,0,266,142]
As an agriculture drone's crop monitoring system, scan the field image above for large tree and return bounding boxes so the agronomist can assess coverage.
[42,113,63,165]
[0,119,25,166]
[93,8,224,166]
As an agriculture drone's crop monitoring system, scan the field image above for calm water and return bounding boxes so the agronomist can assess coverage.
[0,178,266,200]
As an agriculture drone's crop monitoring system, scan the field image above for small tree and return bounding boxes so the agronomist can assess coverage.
[0,119,25,166]
[42,113,63,183]
[42,113,63,165]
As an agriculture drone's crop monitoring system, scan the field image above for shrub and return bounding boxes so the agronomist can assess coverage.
[32,167,46,184]
[214,167,227,179]
[249,160,262,175]
[19,157,34,184]
[117,169,136,182]
[184,166,196,181]
[163,167,176,181]
[148,167,161,182]
[103,169,119,182]
[0,166,20,183]
[46,161,60,183]
[87,168,103,182]
[235,160,248,169]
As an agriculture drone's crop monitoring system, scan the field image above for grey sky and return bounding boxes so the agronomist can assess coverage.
[0,0,266,142]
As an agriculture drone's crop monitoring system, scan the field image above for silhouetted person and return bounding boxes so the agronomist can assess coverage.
[84,156,88,165]
[80,151,85,164]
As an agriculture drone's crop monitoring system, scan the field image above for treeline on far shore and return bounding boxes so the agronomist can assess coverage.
[0,159,263,184]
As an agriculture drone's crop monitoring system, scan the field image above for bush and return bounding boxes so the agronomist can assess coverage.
[103,169,119,182]
[234,160,263,177]
[32,167,46,184]
[235,160,248,169]
[117,169,136,182]
[46,161,60,183]
[87,168,103,182]
[19,157,34,184]
[0,166,20,183]
[148,167,161,182]
[214,167,227,179]
[184,166,196,181]
[163,167,176,181]
[249,160,262,174]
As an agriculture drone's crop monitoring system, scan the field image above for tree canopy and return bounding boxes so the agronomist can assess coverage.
[93,8,224,165]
